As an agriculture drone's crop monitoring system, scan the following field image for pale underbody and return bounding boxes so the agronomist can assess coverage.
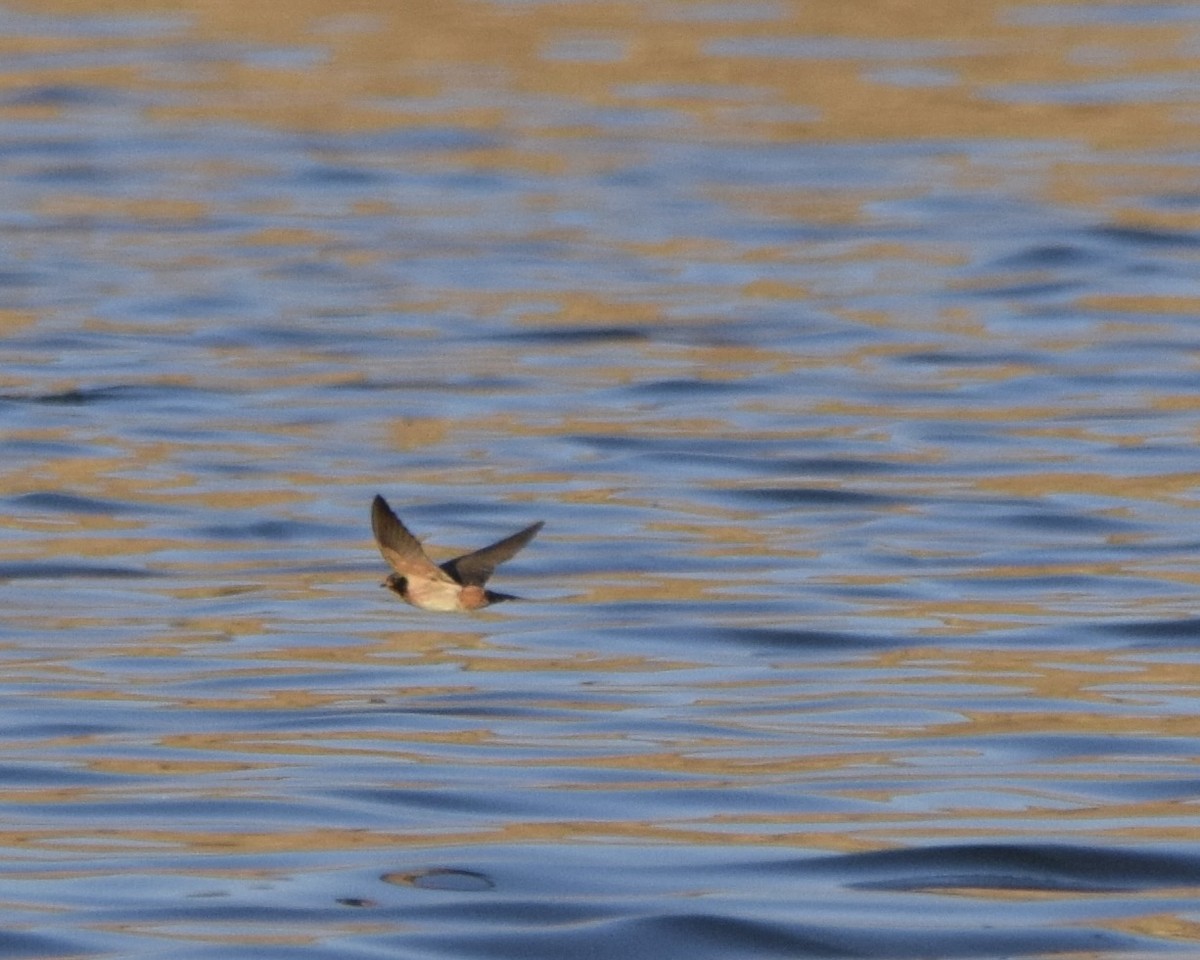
[386,574,489,612]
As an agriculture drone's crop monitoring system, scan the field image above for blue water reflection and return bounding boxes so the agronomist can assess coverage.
[0,0,1198,957]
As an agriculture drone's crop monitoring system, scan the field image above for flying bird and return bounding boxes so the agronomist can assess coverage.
[370,494,543,611]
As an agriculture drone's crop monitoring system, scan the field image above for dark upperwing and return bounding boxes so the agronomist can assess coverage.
[370,495,456,584]
[441,520,544,586]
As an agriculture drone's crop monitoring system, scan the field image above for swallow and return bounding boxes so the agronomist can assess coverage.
[370,494,543,612]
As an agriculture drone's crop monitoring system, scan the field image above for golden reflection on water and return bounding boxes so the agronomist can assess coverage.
[11,0,1188,153]
[13,633,1195,852]
[0,0,1197,954]
[5,0,1195,176]
[1115,915,1200,949]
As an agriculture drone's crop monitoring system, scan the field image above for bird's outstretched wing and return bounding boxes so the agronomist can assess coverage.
[371,495,456,584]
[442,521,544,587]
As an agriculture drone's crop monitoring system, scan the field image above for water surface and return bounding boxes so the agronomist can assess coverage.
[0,0,1198,956]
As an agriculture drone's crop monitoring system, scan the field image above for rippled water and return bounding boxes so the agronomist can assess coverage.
[1,0,1199,957]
